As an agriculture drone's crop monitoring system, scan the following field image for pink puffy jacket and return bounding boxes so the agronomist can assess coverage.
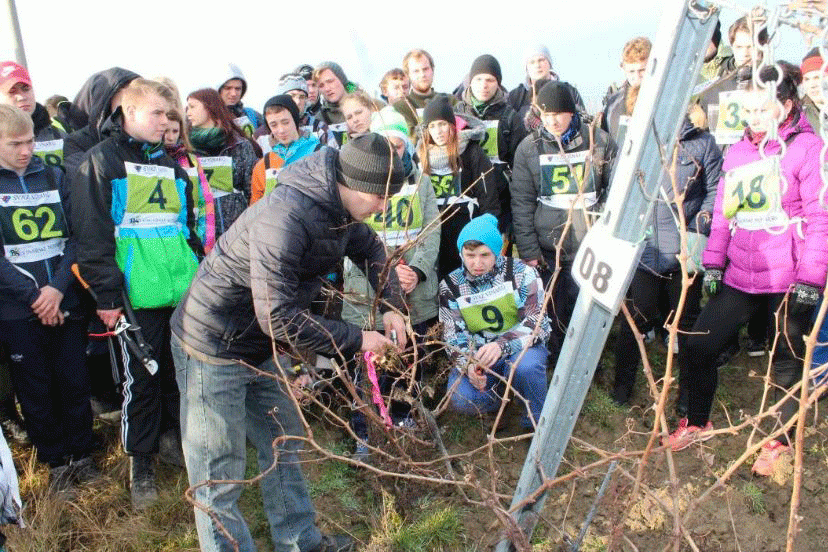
[703,113,828,294]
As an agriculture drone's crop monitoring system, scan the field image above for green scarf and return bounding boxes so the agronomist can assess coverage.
[189,127,227,155]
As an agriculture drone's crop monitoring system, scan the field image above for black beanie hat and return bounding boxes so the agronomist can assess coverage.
[263,95,301,130]
[338,133,405,196]
[536,81,577,113]
[422,95,456,127]
[469,54,502,85]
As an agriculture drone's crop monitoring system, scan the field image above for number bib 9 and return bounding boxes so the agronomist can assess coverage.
[0,189,68,263]
[365,183,424,247]
[722,156,788,230]
[539,150,595,209]
[457,281,519,336]
[480,120,500,163]
[712,90,747,145]
[234,115,254,137]
[265,168,282,195]
[200,156,234,196]
[33,139,64,169]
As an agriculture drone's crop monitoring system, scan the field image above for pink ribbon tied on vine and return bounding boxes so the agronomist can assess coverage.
[363,351,393,427]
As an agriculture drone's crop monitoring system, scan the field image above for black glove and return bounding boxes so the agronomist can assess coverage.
[694,211,712,236]
[703,268,723,297]
[790,283,821,315]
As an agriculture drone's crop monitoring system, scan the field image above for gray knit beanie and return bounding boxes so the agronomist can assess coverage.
[275,74,308,96]
[316,61,349,88]
[338,133,405,196]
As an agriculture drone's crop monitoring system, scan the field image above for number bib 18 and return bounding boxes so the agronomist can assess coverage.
[480,120,500,163]
[200,156,234,196]
[539,150,595,209]
[365,183,424,247]
[0,189,68,263]
[234,115,254,137]
[265,168,282,195]
[33,139,64,169]
[457,281,519,336]
[572,223,642,313]
[722,156,787,230]
[712,90,747,145]
[120,162,181,229]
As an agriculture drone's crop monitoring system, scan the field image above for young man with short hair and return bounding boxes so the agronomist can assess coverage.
[440,214,550,427]
[218,62,262,137]
[314,61,358,126]
[507,46,585,116]
[0,104,96,491]
[72,78,203,509]
[602,37,651,144]
[170,133,408,552]
[801,48,825,134]
[294,63,321,118]
[379,68,410,105]
[393,49,456,134]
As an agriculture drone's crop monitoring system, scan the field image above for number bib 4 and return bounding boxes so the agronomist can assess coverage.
[234,115,255,137]
[0,190,68,263]
[539,150,595,209]
[722,156,788,230]
[711,90,747,146]
[200,157,235,196]
[365,183,424,247]
[480,120,500,163]
[265,168,282,195]
[120,162,182,226]
[33,139,64,169]
[457,281,519,337]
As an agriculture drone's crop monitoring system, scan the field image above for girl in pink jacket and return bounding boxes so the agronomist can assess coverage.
[664,63,828,476]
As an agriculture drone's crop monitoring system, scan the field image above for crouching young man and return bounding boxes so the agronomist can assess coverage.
[440,214,550,429]
[170,134,408,552]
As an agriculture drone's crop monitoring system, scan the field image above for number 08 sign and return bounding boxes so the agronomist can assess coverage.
[572,224,642,313]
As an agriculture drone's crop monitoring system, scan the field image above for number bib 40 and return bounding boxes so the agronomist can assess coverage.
[480,120,500,163]
[722,156,788,230]
[457,281,519,336]
[711,90,747,146]
[200,157,234,196]
[33,139,64,169]
[366,183,424,247]
[0,190,68,263]
[539,150,595,209]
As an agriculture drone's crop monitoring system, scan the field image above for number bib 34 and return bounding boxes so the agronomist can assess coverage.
[711,90,747,146]
[481,120,500,163]
[33,139,64,170]
[365,183,424,247]
[457,281,519,337]
[200,156,235,197]
[722,156,789,230]
[0,189,68,263]
[539,150,595,209]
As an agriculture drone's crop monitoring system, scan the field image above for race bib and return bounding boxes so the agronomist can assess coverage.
[0,189,68,263]
[33,139,64,169]
[539,150,595,209]
[616,115,631,147]
[329,123,349,147]
[234,115,254,137]
[430,167,462,203]
[457,281,519,336]
[480,120,500,163]
[366,183,424,246]
[121,162,181,227]
[711,90,747,145]
[200,156,234,196]
[415,108,425,120]
[722,156,788,230]
[265,168,282,195]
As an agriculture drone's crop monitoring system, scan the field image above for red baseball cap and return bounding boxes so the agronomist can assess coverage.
[0,62,32,91]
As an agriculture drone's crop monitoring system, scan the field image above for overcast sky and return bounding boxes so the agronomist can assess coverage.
[1,0,812,114]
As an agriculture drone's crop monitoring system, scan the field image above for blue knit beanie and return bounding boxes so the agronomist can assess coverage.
[457,214,502,256]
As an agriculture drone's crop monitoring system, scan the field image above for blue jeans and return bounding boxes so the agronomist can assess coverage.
[447,344,548,427]
[172,337,321,552]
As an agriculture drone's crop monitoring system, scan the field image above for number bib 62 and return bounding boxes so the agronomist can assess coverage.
[457,281,519,336]
[722,156,788,230]
[0,189,68,263]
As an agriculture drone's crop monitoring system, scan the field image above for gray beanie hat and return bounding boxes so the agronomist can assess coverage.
[275,74,308,96]
[338,133,405,196]
[316,61,349,87]
[524,45,553,67]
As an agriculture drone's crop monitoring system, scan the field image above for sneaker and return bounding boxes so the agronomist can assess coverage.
[69,455,101,485]
[129,454,158,510]
[0,417,29,445]
[746,339,766,358]
[308,534,355,552]
[662,418,714,452]
[158,430,185,467]
[714,339,741,368]
[751,440,792,476]
[48,463,75,494]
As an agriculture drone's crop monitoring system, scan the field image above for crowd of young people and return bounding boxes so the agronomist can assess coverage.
[0,15,824,551]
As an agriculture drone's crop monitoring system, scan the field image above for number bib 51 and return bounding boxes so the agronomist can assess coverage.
[200,157,235,196]
[722,156,788,230]
[365,183,424,247]
[0,189,68,263]
[539,150,595,209]
[712,90,747,146]
[457,281,519,336]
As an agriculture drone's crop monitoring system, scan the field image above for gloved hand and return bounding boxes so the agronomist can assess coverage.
[790,283,821,315]
[703,268,723,297]
[694,211,712,236]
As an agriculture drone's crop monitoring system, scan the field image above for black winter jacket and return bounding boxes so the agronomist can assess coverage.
[456,88,527,169]
[0,157,80,320]
[170,148,405,365]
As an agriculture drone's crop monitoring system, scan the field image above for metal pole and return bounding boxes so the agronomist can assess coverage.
[4,0,26,67]
[495,1,719,549]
